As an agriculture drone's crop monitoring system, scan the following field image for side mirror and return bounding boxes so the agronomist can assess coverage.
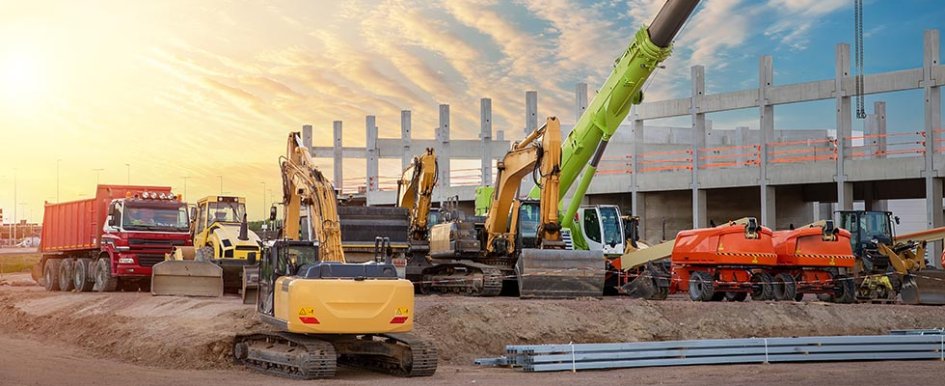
[269,206,278,222]
[894,216,901,225]
[190,207,197,222]
[106,215,114,227]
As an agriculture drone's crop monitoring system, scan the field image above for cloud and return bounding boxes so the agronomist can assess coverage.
[764,0,848,51]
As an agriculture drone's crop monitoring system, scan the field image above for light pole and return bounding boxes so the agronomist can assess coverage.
[125,163,131,184]
[12,169,17,243]
[56,158,62,202]
[92,168,104,185]
[218,176,223,195]
[181,176,190,199]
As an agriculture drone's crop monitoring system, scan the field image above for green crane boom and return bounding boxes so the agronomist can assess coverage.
[527,0,699,235]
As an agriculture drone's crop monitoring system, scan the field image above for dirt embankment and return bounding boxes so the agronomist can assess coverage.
[3,275,945,370]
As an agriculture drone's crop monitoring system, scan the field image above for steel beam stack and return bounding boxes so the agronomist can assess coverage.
[476,334,945,372]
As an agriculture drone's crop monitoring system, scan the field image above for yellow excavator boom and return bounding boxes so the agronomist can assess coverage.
[282,132,345,262]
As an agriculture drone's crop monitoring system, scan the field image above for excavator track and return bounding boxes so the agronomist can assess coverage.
[233,333,337,380]
[419,261,504,296]
[331,333,438,377]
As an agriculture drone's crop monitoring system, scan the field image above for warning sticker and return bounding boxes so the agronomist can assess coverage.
[396,307,410,316]
[298,307,315,316]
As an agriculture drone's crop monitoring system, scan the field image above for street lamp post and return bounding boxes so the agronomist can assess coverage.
[218,176,223,195]
[260,181,267,221]
[181,176,190,199]
[12,169,17,243]
[92,168,104,185]
[125,163,131,184]
[56,159,62,202]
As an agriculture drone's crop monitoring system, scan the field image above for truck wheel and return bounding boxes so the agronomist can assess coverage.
[772,273,797,301]
[93,258,118,292]
[750,272,774,301]
[43,259,61,291]
[688,271,714,302]
[73,258,94,292]
[832,274,856,304]
[725,292,748,302]
[59,260,75,292]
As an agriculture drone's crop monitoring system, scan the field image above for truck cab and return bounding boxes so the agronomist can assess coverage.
[575,205,625,256]
[101,193,191,276]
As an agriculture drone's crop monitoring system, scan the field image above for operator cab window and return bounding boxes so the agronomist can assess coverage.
[583,208,602,243]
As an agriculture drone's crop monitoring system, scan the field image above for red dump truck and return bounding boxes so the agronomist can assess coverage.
[34,185,192,292]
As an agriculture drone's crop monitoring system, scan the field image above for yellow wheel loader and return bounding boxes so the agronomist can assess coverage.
[232,132,436,379]
[151,196,261,301]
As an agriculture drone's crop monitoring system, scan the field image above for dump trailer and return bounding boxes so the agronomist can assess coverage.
[769,221,857,303]
[34,185,191,292]
[233,131,436,379]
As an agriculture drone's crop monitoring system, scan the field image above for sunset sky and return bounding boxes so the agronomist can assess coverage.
[1,0,943,222]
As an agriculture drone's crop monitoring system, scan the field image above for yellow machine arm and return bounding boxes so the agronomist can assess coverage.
[397,148,438,242]
[281,132,345,263]
[483,117,562,255]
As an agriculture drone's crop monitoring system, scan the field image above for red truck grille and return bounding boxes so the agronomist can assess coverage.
[128,239,186,247]
[136,254,165,267]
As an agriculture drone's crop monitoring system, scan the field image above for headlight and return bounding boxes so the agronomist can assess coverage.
[159,193,167,200]
[118,257,135,264]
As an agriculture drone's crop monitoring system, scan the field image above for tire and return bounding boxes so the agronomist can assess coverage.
[73,258,94,292]
[688,271,714,302]
[794,293,804,302]
[93,258,118,292]
[832,274,856,304]
[43,259,62,292]
[59,259,75,292]
[725,291,748,302]
[710,292,726,302]
[772,273,797,301]
[750,272,774,301]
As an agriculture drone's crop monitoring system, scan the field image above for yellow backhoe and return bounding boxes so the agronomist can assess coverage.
[232,131,437,379]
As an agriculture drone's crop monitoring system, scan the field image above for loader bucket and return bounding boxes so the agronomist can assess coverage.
[516,248,605,299]
[150,260,224,297]
[241,266,260,305]
[900,271,945,305]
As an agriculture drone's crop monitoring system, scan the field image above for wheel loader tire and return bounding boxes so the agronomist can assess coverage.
[725,291,748,302]
[93,258,118,292]
[772,273,797,301]
[688,271,714,302]
[43,259,61,292]
[59,259,75,292]
[750,272,774,301]
[73,258,94,292]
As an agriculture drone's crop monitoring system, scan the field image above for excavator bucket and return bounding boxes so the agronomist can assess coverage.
[150,260,224,297]
[900,271,945,305]
[241,266,260,304]
[516,249,605,298]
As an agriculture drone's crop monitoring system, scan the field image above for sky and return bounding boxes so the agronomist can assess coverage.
[1,0,943,223]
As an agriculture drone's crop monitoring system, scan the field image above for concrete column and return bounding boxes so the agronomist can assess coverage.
[923,30,943,267]
[437,104,451,187]
[401,110,412,170]
[333,121,343,193]
[481,98,493,186]
[575,83,588,124]
[875,101,887,158]
[632,191,646,242]
[759,55,776,227]
[690,65,707,229]
[302,124,313,153]
[835,43,853,210]
[813,201,833,221]
[525,91,538,137]
[366,116,379,192]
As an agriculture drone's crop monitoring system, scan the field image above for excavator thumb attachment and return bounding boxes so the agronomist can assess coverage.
[516,249,605,298]
[900,270,945,305]
[150,260,224,297]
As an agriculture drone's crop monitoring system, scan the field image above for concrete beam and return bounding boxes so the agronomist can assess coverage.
[759,55,775,226]
[525,91,538,137]
[302,124,313,153]
[693,189,707,228]
[835,43,853,210]
[481,98,493,186]
[691,65,706,229]
[333,121,343,192]
[575,83,588,124]
[875,101,887,158]
[924,30,943,267]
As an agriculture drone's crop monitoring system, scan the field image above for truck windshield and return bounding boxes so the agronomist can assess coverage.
[208,201,246,224]
[123,204,189,231]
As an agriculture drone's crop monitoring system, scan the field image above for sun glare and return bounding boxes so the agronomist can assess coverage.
[1,49,47,107]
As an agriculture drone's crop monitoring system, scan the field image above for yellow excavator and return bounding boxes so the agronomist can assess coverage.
[151,196,261,300]
[232,132,437,379]
[425,117,605,298]
[396,148,438,282]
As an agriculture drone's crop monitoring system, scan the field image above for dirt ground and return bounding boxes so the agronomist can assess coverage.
[1,272,944,385]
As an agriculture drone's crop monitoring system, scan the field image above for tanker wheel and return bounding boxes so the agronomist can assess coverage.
[93,258,118,292]
[58,259,75,292]
[725,292,748,302]
[832,274,856,304]
[688,271,715,302]
[73,258,94,292]
[750,272,774,301]
[772,273,797,301]
[43,259,61,292]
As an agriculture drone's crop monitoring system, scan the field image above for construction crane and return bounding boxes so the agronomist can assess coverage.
[232,132,437,379]
[426,117,604,298]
